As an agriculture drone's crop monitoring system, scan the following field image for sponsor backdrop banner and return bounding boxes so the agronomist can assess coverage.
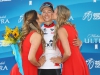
[0,0,100,75]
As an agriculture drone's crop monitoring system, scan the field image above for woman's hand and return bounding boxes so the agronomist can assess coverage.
[38,56,46,66]
[73,38,82,47]
[50,56,62,64]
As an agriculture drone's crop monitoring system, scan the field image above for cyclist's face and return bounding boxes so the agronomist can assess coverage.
[41,7,53,22]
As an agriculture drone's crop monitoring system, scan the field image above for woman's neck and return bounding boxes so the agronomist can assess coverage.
[44,21,53,25]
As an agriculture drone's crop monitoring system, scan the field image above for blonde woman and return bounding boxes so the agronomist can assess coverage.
[51,5,90,75]
[10,10,46,75]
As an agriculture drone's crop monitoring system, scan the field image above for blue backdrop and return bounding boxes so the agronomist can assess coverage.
[0,0,100,75]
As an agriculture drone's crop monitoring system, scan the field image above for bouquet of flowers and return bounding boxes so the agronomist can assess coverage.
[3,26,21,44]
[3,26,24,75]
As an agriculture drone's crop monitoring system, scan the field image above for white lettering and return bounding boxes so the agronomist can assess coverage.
[0,19,10,24]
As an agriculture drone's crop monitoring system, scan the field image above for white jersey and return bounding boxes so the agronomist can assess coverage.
[39,23,61,69]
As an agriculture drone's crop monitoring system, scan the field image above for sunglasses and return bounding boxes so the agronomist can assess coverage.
[42,2,53,7]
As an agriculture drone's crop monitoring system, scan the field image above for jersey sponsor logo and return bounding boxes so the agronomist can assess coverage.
[55,63,60,66]
[50,28,54,34]
[50,28,54,31]
[51,32,54,34]
[45,40,53,47]
[43,28,48,34]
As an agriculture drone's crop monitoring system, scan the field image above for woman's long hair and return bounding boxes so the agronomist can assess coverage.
[20,10,45,52]
[53,5,75,48]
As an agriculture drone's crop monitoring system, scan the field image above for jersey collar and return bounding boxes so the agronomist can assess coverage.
[44,22,55,28]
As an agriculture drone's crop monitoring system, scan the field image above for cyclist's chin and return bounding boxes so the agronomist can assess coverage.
[44,19,52,22]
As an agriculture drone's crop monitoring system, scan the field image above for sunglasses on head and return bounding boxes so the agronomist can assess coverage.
[42,2,53,6]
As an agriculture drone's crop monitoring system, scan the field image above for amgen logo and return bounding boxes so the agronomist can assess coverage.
[83,11,93,21]
[83,11,100,21]
[18,14,24,23]
[86,58,100,69]
[86,58,95,69]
